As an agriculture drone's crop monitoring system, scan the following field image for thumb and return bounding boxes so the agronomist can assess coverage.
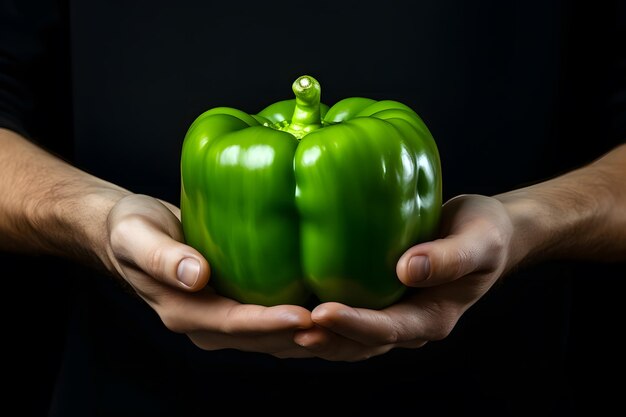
[396,227,497,288]
[108,200,210,292]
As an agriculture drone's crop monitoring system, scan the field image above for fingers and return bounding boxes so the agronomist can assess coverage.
[396,237,487,288]
[158,289,313,335]
[303,194,513,362]
[189,329,315,358]
[396,195,511,288]
[108,195,210,292]
[106,194,316,358]
[309,298,450,346]
[293,308,428,361]
[310,302,404,345]
[293,325,395,362]
[161,290,314,356]
[303,269,498,361]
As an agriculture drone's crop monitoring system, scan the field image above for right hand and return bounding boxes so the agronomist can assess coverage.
[293,194,514,361]
[104,194,314,358]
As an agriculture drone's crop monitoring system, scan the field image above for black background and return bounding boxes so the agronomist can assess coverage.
[1,0,625,415]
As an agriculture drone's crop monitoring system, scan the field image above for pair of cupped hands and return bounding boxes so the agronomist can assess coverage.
[106,192,514,362]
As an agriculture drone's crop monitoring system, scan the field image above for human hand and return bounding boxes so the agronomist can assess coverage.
[104,194,313,358]
[293,194,515,361]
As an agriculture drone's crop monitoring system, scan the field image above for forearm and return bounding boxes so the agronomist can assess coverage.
[0,128,130,267]
[497,143,626,268]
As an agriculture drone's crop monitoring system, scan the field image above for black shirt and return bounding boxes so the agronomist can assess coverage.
[1,1,625,416]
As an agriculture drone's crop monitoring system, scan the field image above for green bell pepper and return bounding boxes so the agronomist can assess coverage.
[180,75,442,309]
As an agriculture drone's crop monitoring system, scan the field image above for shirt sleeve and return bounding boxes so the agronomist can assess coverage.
[0,0,72,155]
[610,3,626,144]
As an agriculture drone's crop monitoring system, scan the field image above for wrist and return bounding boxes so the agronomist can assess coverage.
[495,164,615,267]
[496,193,545,271]
[70,186,132,270]
[29,178,131,270]
[0,129,136,273]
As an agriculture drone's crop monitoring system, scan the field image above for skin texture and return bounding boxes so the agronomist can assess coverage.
[1,126,625,361]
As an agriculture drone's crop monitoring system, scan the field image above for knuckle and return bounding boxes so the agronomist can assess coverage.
[453,248,473,277]
[147,245,166,275]
[157,307,187,334]
[478,212,513,267]
[490,226,509,253]
[109,214,143,246]
[159,313,180,333]
[436,246,473,281]
[482,217,510,254]
[384,323,403,345]
[218,305,242,335]
[428,320,455,341]
[422,303,458,341]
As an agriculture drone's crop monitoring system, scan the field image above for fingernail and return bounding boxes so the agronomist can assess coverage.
[293,331,308,347]
[408,256,430,282]
[177,258,200,288]
[294,331,315,348]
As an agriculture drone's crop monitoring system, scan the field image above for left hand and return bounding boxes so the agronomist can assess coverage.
[105,194,314,358]
[293,194,515,361]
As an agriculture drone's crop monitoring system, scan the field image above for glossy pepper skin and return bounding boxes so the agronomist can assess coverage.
[180,75,441,309]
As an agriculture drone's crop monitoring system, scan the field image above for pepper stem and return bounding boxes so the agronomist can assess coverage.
[286,75,322,139]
